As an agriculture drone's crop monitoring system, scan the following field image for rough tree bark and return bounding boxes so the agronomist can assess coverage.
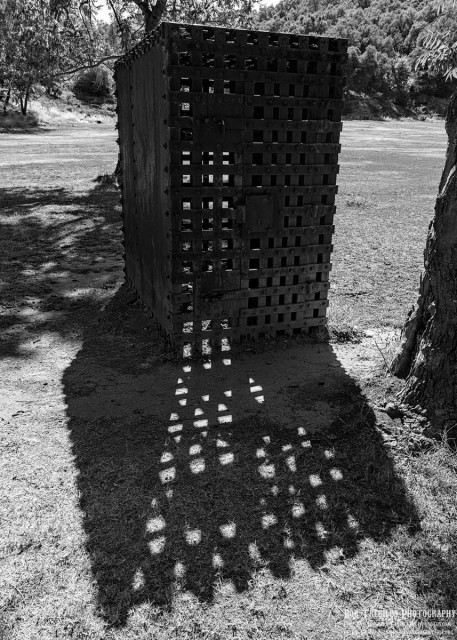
[140,0,168,32]
[3,86,11,115]
[392,91,457,432]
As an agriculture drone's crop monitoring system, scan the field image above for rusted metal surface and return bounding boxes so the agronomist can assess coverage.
[115,22,347,350]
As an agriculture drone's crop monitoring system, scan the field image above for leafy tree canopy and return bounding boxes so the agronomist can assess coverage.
[254,0,457,104]
[0,0,107,112]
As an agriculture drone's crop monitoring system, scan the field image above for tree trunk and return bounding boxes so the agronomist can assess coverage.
[392,91,457,433]
[19,85,31,115]
[140,0,167,33]
[3,86,11,115]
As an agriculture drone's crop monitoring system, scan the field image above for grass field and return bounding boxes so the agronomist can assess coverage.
[2,121,457,640]
[331,120,446,331]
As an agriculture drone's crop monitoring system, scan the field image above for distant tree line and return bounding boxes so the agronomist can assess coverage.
[0,0,455,115]
[254,0,457,106]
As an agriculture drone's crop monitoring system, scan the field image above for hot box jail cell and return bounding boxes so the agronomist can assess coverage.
[114,22,347,350]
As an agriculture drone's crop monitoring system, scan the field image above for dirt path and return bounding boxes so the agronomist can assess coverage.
[0,122,444,637]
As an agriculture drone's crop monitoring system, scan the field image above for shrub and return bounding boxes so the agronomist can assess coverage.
[0,110,39,129]
[347,45,393,96]
[73,68,113,100]
[391,57,412,106]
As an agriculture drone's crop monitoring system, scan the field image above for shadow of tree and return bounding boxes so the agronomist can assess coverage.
[0,184,121,358]
[62,284,421,626]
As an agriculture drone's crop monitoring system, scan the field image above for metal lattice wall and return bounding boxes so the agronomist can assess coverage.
[115,22,347,351]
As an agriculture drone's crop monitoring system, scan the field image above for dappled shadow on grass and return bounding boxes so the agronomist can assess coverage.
[63,284,421,626]
[0,183,121,358]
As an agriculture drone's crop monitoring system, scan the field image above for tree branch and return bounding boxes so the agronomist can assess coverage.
[52,55,120,78]
[107,0,123,30]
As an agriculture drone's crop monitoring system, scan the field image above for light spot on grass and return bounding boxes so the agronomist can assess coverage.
[132,568,145,590]
[324,449,335,459]
[177,378,184,384]
[271,484,279,496]
[256,448,266,458]
[159,467,176,483]
[297,426,306,435]
[263,436,271,444]
[218,415,232,424]
[325,547,344,563]
[288,485,296,495]
[218,403,228,411]
[194,408,204,416]
[183,365,192,373]
[189,444,202,455]
[179,399,187,406]
[149,536,166,554]
[315,522,328,539]
[175,387,188,395]
[249,542,261,561]
[147,516,166,533]
[286,455,297,472]
[330,468,343,481]
[212,553,224,568]
[220,522,236,538]
[316,494,328,510]
[203,362,211,369]
[202,394,210,401]
[347,514,359,530]
[217,439,229,448]
[284,537,295,549]
[194,419,208,428]
[170,412,179,421]
[309,473,322,487]
[174,435,181,443]
[174,561,186,578]
[223,358,231,365]
[292,501,305,518]
[259,463,275,479]
[168,423,183,433]
[219,452,234,465]
[224,390,232,397]
[165,489,173,499]
[190,458,205,473]
[250,385,262,393]
[219,580,236,595]
[161,452,173,463]
[262,513,278,529]
[185,528,201,545]
[255,395,264,403]
[282,444,292,452]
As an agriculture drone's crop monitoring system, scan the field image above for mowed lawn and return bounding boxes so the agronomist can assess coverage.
[2,121,457,640]
[331,120,447,329]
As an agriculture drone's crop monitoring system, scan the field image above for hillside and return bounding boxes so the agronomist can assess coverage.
[0,88,116,131]
[254,0,456,116]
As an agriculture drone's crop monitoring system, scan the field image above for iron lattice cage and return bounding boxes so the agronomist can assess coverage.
[115,22,348,351]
